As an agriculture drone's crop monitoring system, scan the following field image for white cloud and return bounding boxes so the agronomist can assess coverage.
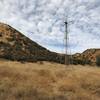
[0,0,100,54]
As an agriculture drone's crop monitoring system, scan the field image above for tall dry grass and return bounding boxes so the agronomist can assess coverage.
[0,59,100,100]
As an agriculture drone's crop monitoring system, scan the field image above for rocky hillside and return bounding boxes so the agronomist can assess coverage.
[0,22,64,63]
[72,49,100,65]
[0,22,100,65]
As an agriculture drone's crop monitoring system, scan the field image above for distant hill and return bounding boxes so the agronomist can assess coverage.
[73,49,100,65]
[0,22,100,65]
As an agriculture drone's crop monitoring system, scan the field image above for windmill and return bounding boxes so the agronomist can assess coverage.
[64,21,69,65]
[64,16,74,65]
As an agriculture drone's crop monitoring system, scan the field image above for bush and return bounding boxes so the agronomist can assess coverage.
[96,56,100,66]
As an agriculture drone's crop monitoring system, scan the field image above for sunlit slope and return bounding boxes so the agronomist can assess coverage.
[0,22,100,65]
[0,22,64,63]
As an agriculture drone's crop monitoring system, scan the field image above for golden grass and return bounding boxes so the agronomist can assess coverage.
[0,59,100,100]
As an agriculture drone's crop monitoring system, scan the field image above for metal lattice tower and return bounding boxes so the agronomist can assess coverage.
[64,21,69,65]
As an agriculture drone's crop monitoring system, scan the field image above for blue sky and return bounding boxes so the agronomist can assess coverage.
[0,0,100,54]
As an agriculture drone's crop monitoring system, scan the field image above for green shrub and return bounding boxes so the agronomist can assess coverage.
[96,56,100,66]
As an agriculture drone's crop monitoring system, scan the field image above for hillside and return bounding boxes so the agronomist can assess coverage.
[73,49,100,65]
[0,60,100,100]
[0,22,64,63]
[0,22,100,65]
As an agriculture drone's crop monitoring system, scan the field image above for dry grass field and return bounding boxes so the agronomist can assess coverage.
[0,59,100,100]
